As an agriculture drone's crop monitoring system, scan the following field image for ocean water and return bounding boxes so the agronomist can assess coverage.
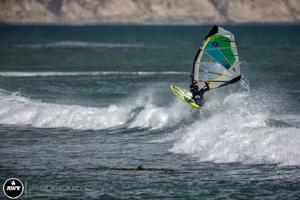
[0,24,299,199]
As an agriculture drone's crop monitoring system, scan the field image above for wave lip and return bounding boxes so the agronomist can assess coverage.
[0,71,188,77]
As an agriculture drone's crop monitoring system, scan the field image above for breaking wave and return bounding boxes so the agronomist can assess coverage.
[13,41,157,49]
[0,81,299,166]
[0,88,191,130]
[0,71,188,77]
[169,84,300,166]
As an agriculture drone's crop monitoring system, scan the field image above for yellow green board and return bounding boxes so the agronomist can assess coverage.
[170,85,200,109]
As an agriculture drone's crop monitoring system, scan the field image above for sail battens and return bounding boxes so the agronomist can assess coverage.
[190,25,240,89]
[199,69,228,76]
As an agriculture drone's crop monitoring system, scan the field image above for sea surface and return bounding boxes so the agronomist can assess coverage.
[0,24,299,199]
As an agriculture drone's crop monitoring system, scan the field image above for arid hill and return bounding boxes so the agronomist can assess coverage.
[1,0,300,24]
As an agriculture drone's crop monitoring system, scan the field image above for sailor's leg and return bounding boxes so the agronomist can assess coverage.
[194,95,205,106]
[194,95,201,104]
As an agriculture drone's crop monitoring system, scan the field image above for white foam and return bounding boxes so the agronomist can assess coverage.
[170,91,300,166]
[0,87,192,130]
[0,92,130,130]
[128,87,194,129]
[129,101,192,129]
[0,71,188,77]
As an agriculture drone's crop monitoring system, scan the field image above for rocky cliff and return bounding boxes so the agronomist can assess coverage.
[1,0,299,24]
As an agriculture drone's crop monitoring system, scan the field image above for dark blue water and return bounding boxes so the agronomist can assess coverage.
[0,25,299,199]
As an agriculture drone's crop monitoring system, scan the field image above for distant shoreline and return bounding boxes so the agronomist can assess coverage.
[1,0,299,26]
[1,21,299,26]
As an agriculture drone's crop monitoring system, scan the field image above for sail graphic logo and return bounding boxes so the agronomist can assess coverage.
[3,178,24,199]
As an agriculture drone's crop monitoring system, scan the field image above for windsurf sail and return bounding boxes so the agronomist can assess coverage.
[191,25,241,89]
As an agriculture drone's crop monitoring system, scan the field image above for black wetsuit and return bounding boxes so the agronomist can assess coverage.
[190,84,199,98]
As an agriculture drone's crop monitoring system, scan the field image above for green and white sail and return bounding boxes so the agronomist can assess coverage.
[191,25,241,89]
